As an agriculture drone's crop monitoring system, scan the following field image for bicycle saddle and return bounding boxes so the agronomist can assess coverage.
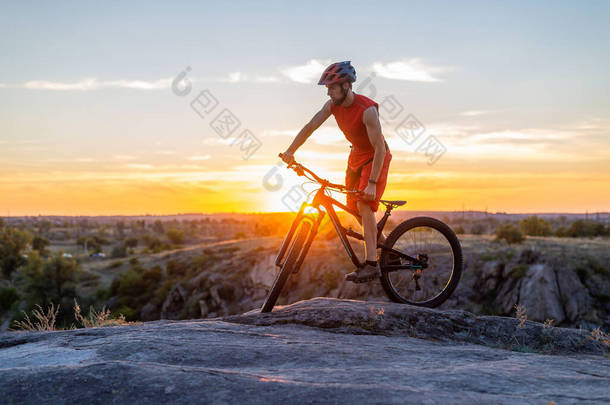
[380,200,406,207]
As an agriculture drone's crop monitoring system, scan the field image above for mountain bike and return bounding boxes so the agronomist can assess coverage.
[261,153,463,313]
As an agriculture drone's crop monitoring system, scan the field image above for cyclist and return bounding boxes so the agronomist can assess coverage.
[281,61,392,283]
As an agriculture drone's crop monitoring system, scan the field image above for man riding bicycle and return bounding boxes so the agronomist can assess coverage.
[281,61,393,283]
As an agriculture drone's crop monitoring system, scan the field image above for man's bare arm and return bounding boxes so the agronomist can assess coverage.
[363,106,387,183]
[283,101,331,160]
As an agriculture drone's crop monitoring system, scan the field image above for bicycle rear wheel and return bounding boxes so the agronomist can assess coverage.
[261,220,312,313]
[379,217,462,307]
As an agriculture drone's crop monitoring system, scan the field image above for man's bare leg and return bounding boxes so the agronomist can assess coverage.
[357,200,377,262]
[345,201,381,283]
[354,202,387,249]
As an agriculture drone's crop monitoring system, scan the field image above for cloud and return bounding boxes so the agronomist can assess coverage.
[460,110,487,117]
[222,72,244,83]
[154,150,175,155]
[310,126,346,145]
[21,77,172,91]
[113,155,136,160]
[219,72,281,84]
[297,150,349,161]
[103,78,172,89]
[126,163,154,169]
[187,155,211,161]
[280,59,329,84]
[371,58,451,82]
[263,126,345,146]
[254,75,280,83]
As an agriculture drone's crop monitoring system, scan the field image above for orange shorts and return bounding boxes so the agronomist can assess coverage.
[345,149,392,213]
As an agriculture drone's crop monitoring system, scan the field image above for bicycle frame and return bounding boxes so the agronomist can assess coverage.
[275,185,424,273]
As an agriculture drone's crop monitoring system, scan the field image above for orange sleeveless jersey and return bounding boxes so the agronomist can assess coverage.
[330,93,392,212]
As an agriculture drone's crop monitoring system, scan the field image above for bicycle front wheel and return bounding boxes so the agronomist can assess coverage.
[261,220,312,313]
[379,217,463,307]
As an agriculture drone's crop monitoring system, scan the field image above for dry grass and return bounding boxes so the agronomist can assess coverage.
[514,304,527,327]
[589,327,610,347]
[12,303,59,331]
[73,299,129,328]
[511,304,529,350]
[12,301,130,332]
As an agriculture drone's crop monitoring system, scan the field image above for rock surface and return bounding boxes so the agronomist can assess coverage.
[1,298,609,405]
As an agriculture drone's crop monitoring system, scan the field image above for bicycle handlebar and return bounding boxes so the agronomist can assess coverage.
[278,153,361,194]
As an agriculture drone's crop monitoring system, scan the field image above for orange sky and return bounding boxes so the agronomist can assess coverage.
[1,4,609,216]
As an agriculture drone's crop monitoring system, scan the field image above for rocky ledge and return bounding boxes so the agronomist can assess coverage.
[1,298,608,405]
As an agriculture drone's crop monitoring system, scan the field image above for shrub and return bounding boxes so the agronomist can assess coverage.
[142,234,163,251]
[470,223,486,235]
[0,287,20,310]
[554,227,568,237]
[495,223,525,244]
[453,225,465,235]
[111,305,137,322]
[167,260,189,279]
[32,235,51,256]
[519,216,552,236]
[124,237,138,248]
[19,251,80,325]
[73,299,128,328]
[78,271,100,287]
[509,264,529,279]
[566,220,606,238]
[166,228,185,245]
[108,264,165,320]
[234,231,247,239]
[111,244,127,258]
[0,226,32,278]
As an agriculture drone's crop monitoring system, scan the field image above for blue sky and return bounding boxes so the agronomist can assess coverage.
[1,1,609,214]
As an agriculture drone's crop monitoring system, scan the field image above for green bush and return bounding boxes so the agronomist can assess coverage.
[566,220,607,238]
[519,216,552,236]
[18,251,81,327]
[112,305,137,321]
[108,264,165,320]
[0,226,32,278]
[495,223,525,244]
[124,237,138,248]
[167,260,189,279]
[142,234,163,251]
[166,228,185,245]
[0,287,20,310]
[453,225,465,235]
[111,244,127,258]
[32,235,51,256]
[509,264,529,279]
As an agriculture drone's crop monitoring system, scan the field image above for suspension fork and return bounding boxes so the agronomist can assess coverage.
[275,201,308,267]
[275,202,325,268]
[293,207,325,272]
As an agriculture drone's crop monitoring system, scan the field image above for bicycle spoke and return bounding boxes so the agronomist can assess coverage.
[385,223,455,304]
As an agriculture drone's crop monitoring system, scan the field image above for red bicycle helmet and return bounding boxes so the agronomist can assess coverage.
[318,61,356,85]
